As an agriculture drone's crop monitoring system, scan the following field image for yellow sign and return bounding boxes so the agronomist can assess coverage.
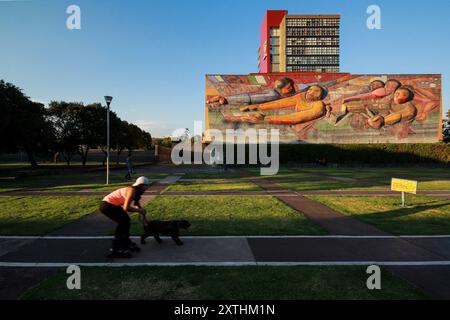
[391,178,417,194]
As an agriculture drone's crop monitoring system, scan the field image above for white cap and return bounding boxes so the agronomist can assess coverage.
[132,176,150,187]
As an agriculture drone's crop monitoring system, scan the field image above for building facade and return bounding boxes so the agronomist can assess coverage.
[258,10,340,73]
[205,73,442,143]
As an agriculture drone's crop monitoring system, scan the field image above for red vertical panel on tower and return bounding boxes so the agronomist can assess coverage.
[259,13,269,73]
[259,10,287,73]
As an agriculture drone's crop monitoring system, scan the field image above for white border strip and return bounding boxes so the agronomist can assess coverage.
[1,261,450,267]
[1,235,450,240]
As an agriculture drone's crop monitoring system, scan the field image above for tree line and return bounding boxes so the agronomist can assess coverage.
[444,109,450,143]
[0,80,152,167]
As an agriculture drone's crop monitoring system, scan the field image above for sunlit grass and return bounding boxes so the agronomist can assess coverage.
[308,195,450,235]
[130,195,326,235]
[0,196,101,235]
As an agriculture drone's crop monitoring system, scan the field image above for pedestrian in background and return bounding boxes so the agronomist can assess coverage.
[125,152,133,180]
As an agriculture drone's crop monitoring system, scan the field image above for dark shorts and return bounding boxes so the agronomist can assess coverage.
[99,201,130,239]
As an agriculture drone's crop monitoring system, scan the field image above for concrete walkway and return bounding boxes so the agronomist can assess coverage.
[1,236,450,299]
[246,176,450,298]
[249,177,388,235]
[2,236,450,265]
[1,172,450,299]
[2,189,449,197]
[0,176,177,299]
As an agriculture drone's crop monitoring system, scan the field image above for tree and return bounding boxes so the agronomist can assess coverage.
[114,120,130,165]
[443,109,450,143]
[48,101,83,166]
[0,80,55,167]
[77,103,106,166]
[141,131,152,150]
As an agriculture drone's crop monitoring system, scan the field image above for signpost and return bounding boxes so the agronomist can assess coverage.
[391,178,418,207]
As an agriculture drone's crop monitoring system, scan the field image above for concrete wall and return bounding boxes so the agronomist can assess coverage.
[205,73,442,144]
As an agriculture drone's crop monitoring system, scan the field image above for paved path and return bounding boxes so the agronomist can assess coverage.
[1,172,450,299]
[0,176,178,299]
[246,175,450,298]
[1,236,450,299]
[276,194,389,235]
[2,236,449,265]
[2,189,449,197]
[249,177,388,235]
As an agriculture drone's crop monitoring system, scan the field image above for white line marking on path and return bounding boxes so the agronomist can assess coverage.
[1,235,450,240]
[1,261,450,267]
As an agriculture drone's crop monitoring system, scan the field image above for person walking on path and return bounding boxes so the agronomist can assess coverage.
[125,152,133,180]
[99,176,150,258]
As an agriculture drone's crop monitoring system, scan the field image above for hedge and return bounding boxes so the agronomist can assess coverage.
[276,143,450,164]
[190,143,450,165]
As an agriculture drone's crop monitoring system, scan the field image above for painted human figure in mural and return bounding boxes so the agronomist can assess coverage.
[336,79,402,118]
[206,77,298,107]
[366,86,417,129]
[368,80,386,91]
[223,85,329,126]
[409,87,440,121]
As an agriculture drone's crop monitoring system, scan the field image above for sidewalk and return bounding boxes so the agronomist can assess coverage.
[1,235,450,299]
[1,236,450,265]
[1,173,450,299]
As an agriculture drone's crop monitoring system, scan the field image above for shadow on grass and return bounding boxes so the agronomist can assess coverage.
[361,202,449,220]
[274,178,385,191]
[129,216,327,236]
[352,201,450,235]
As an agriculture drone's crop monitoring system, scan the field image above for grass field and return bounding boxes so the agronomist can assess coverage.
[275,178,373,191]
[249,167,450,191]
[0,170,168,193]
[308,195,450,235]
[21,266,428,300]
[165,180,262,192]
[41,182,129,192]
[280,180,450,192]
[0,196,101,235]
[130,195,326,235]
[182,171,250,179]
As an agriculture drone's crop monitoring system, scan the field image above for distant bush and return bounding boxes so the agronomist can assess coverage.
[277,143,450,164]
[188,143,450,165]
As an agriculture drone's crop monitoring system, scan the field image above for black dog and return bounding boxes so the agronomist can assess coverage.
[140,220,191,246]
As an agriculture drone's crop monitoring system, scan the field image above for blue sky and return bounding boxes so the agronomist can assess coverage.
[0,0,449,136]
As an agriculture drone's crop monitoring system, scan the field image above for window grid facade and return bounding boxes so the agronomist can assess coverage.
[286,66,340,72]
[270,27,280,72]
[286,37,339,47]
[286,18,339,27]
[285,17,339,72]
[286,47,339,55]
[258,12,340,73]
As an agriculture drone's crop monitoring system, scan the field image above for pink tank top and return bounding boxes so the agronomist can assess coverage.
[103,187,129,206]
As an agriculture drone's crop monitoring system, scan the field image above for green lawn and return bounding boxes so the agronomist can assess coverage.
[0,196,101,235]
[165,180,262,192]
[21,266,428,300]
[417,180,450,190]
[300,167,450,180]
[257,167,450,191]
[131,195,326,235]
[375,179,450,191]
[248,168,317,179]
[43,182,138,192]
[341,180,450,191]
[182,171,249,179]
[275,178,372,191]
[0,169,168,193]
[249,167,450,185]
[308,195,450,235]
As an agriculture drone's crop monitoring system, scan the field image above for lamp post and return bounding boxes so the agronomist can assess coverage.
[104,96,113,185]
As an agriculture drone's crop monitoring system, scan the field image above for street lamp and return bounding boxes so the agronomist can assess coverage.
[104,96,113,185]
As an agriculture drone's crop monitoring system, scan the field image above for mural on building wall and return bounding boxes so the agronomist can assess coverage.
[205,73,442,143]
